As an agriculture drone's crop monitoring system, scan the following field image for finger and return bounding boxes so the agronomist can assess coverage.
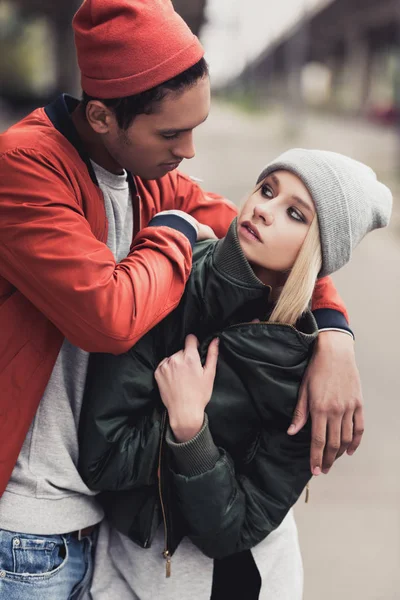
[310,413,327,475]
[347,406,365,455]
[184,334,200,354]
[204,338,219,380]
[321,417,342,473]
[336,410,354,458]
[205,226,218,240]
[156,356,170,370]
[288,388,309,435]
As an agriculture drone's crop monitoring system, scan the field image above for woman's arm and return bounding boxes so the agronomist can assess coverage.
[155,333,312,558]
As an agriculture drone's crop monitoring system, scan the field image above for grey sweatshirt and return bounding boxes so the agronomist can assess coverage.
[0,162,133,534]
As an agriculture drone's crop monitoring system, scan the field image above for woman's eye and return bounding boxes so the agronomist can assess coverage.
[261,184,273,198]
[288,207,305,222]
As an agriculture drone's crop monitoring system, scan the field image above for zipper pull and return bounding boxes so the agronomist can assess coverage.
[305,482,310,504]
[163,550,171,578]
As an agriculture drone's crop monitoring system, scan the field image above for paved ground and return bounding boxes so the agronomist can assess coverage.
[182,103,400,600]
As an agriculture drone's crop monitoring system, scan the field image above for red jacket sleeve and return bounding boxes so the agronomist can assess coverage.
[163,171,238,238]
[312,277,349,323]
[0,149,194,354]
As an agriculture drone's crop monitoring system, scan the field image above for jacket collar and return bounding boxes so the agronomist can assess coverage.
[213,218,269,290]
[44,94,137,193]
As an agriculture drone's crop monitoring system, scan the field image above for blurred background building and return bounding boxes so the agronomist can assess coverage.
[1,0,400,126]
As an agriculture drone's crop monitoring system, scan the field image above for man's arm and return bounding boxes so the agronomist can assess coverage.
[156,170,238,238]
[0,149,197,354]
[157,170,363,474]
[289,277,364,475]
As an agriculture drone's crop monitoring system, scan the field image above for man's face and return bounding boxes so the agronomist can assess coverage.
[102,76,210,179]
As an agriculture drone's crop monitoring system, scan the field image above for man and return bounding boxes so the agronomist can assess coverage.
[0,0,362,597]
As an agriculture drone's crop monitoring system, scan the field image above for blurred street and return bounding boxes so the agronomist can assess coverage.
[181,101,400,600]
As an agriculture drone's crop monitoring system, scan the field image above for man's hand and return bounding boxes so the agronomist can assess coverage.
[155,334,219,442]
[288,331,364,476]
[195,222,218,242]
[153,210,217,242]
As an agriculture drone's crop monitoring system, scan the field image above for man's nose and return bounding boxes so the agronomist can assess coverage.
[173,132,195,160]
[253,203,274,225]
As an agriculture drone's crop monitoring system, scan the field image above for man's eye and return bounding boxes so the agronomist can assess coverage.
[162,133,179,140]
[261,184,273,198]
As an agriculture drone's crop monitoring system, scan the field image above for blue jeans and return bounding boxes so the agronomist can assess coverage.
[0,528,96,600]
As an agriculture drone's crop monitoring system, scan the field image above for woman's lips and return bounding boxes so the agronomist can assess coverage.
[239,221,262,242]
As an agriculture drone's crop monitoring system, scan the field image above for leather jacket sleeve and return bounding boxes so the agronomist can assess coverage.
[78,330,163,491]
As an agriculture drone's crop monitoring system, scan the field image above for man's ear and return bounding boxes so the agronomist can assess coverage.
[86,100,115,134]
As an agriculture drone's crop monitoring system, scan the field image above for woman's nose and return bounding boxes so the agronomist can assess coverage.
[253,203,274,225]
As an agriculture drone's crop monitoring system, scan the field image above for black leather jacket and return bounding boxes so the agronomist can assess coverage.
[79,219,317,561]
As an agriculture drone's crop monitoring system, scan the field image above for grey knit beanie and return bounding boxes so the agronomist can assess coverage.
[257,148,392,277]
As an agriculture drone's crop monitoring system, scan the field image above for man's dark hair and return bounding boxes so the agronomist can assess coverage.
[82,57,208,130]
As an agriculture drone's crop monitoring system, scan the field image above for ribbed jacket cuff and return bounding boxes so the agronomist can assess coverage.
[166,414,220,477]
[148,214,197,248]
[312,308,354,339]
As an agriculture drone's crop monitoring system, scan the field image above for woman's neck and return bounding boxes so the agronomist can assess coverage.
[250,265,287,301]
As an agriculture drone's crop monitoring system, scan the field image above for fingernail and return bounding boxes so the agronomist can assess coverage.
[347,449,354,456]
[287,424,296,434]
[313,466,321,476]
[322,468,330,475]
[215,337,220,346]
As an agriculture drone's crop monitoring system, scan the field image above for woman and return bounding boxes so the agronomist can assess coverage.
[79,149,391,599]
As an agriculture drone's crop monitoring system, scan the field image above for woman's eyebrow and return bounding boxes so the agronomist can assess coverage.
[271,173,280,189]
[270,173,314,215]
[292,195,314,215]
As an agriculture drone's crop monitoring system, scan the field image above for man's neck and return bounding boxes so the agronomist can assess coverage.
[71,104,124,175]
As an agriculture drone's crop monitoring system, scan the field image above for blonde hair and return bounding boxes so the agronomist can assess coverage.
[269,217,322,325]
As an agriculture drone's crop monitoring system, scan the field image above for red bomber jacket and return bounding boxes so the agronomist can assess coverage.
[0,95,349,497]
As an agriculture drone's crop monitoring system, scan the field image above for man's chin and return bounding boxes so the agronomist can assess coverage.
[132,165,176,180]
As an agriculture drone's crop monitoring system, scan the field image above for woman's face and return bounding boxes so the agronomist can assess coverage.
[237,170,315,281]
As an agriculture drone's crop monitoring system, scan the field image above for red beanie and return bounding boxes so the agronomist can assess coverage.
[72,0,205,98]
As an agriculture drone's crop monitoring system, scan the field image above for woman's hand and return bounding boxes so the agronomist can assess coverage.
[288,331,364,476]
[155,334,219,442]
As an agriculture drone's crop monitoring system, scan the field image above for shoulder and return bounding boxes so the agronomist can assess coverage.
[0,107,84,177]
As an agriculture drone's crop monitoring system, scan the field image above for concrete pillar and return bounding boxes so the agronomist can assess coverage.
[283,22,309,136]
[342,26,372,115]
[325,53,346,110]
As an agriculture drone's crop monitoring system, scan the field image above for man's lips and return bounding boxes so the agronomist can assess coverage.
[161,160,182,168]
[240,221,262,242]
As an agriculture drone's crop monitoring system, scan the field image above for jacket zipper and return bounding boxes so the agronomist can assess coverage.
[158,410,171,577]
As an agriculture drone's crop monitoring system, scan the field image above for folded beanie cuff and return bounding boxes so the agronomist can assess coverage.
[80,37,204,98]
